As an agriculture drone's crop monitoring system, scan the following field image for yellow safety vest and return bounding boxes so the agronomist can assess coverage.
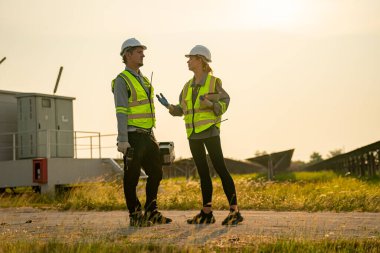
[112,70,155,129]
[181,74,221,137]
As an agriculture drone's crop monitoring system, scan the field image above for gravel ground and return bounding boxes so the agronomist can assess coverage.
[0,208,379,246]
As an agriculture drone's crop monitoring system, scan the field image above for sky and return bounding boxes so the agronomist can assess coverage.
[1,0,379,162]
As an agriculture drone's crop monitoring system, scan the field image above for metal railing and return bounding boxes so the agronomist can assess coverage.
[0,130,120,160]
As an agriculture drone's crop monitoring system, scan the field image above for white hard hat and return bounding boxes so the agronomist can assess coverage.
[185,45,212,62]
[120,38,147,56]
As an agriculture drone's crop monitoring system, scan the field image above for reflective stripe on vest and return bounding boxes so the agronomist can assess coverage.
[181,74,221,137]
[112,70,155,128]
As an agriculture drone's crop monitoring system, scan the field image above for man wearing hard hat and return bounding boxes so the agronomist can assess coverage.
[111,38,172,226]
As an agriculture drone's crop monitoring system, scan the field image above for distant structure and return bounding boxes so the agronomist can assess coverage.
[0,90,19,161]
[304,141,380,178]
[16,92,75,159]
[0,90,120,194]
[246,149,295,180]
[162,156,264,179]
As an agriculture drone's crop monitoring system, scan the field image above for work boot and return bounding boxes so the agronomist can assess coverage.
[144,210,172,225]
[129,211,144,227]
[187,210,216,224]
[221,209,243,225]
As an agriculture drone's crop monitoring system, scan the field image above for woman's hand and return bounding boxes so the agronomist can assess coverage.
[156,93,170,108]
[199,95,214,108]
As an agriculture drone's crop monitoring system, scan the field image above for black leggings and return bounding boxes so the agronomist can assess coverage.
[189,135,237,207]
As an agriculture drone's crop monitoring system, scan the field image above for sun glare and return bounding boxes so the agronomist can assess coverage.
[237,0,310,31]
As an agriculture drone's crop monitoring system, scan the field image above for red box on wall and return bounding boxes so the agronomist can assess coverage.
[33,158,48,184]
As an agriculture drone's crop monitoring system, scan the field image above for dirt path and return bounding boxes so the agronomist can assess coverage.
[1,208,379,246]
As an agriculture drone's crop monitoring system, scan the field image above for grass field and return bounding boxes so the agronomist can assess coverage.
[1,238,379,253]
[1,171,379,212]
[1,171,379,252]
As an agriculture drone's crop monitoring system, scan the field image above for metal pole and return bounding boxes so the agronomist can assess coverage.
[98,132,101,158]
[90,136,93,159]
[53,66,63,94]
[268,155,273,181]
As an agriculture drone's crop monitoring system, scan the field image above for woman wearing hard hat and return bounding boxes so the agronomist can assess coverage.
[157,45,243,225]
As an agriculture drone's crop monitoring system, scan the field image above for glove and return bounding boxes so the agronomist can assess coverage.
[117,141,131,155]
[156,93,170,108]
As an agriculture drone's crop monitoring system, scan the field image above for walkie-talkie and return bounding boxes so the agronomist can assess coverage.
[126,147,134,162]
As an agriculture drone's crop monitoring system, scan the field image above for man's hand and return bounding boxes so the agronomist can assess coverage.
[156,93,170,108]
[117,141,131,155]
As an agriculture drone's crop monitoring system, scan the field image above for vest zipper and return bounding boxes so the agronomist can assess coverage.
[192,85,200,132]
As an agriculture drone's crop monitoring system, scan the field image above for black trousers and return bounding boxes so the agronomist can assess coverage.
[123,132,163,214]
[188,135,237,207]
